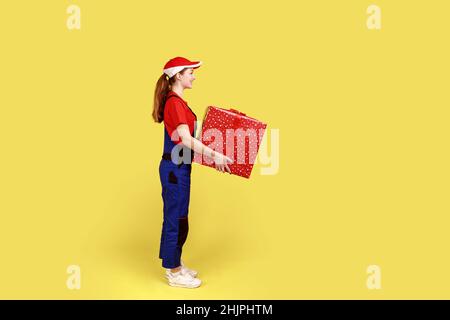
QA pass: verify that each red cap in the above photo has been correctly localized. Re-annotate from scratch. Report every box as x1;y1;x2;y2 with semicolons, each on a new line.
163;57;202;78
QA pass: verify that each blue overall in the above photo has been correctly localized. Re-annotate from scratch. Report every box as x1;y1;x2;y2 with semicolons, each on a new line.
158;97;197;269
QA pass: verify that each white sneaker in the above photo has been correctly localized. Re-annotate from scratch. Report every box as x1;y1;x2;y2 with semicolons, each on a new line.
167;269;202;289
165;260;198;278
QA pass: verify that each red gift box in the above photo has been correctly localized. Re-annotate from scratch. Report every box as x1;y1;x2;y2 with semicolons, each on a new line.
194;106;267;178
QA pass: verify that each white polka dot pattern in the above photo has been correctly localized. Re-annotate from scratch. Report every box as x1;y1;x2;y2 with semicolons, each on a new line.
193;106;267;178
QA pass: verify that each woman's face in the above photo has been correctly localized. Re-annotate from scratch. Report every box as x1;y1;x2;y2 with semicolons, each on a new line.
176;68;196;89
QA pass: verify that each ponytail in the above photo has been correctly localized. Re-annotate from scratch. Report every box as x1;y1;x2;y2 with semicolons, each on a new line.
152;68;188;122
152;74;172;123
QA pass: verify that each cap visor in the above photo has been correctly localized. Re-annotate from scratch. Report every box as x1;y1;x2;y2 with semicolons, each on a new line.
190;61;202;69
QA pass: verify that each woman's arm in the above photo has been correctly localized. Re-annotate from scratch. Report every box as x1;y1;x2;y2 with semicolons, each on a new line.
175;124;233;173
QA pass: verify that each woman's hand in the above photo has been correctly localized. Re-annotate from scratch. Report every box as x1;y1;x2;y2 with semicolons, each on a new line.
175;124;234;174
213;153;233;174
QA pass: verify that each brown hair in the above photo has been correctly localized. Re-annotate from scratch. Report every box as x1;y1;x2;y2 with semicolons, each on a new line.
152;69;188;123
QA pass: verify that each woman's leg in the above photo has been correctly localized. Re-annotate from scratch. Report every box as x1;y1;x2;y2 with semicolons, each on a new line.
159;173;191;269
170;266;182;273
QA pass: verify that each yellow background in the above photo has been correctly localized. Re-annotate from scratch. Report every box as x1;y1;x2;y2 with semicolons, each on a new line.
1;0;449;299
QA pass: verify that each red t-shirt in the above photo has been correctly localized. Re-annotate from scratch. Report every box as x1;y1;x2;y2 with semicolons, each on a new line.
163;91;197;144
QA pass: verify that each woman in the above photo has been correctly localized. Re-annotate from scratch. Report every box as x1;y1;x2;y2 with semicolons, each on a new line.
152;57;233;288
